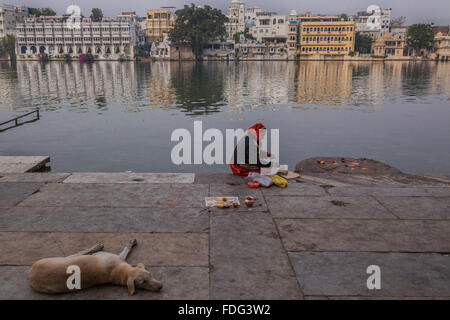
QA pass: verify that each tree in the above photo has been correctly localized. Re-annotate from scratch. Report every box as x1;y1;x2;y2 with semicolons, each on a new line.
233;28;254;43
355;32;373;54
168;4;228;60
339;13;348;21
407;24;434;55
90;8;104;21
0;35;17;60
32;8;56;17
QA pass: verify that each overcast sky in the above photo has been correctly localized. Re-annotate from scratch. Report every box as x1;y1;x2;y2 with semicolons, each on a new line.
3;0;450;25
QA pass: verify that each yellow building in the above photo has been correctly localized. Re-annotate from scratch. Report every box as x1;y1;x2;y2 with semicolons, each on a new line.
297;14;355;57
146;10;175;42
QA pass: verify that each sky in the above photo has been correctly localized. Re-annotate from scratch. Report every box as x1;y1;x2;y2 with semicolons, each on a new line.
3;0;450;25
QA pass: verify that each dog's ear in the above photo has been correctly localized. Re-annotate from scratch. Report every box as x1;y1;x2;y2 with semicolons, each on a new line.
127;277;136;295
137;263;146;270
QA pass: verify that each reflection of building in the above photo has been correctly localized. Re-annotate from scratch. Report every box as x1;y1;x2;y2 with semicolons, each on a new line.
14;61;145;112
15;11;141;60
146;62;176;107
145;9;175;42
0;4;28;38
295;62;352;105
225;0;245;40
351;5;392;37
298;14;355;56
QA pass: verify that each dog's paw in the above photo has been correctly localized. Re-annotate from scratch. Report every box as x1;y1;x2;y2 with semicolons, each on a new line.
130;239;138;246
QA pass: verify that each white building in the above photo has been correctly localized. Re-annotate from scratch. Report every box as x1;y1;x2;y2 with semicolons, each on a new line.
244;6;261;28
15;9;142;60
351;5;392;36
0;4;28;38
225;0;245;40
250;12;288;43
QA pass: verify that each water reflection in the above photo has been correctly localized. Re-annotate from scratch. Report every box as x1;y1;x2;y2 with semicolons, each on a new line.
0;60;448;115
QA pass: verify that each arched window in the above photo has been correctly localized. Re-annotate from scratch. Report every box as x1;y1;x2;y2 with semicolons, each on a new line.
21;46;27;54
39;46;46;53
30;46;37;54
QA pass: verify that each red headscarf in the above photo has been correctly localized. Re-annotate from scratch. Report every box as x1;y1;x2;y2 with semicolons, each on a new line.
248;123;266;142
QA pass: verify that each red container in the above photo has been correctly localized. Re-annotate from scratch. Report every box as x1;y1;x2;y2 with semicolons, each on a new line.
248;181;260;188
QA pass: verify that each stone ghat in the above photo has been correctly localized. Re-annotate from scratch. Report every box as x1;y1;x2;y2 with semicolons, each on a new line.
0;161;449;299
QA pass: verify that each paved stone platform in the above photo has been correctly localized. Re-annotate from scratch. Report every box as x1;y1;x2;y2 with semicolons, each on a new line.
0;156;50;173
0;172;449;300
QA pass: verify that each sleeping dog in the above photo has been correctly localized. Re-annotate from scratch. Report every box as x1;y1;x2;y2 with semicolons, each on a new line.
29;239;163;295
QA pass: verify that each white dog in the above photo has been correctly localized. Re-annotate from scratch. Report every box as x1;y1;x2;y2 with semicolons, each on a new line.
29;239;163;295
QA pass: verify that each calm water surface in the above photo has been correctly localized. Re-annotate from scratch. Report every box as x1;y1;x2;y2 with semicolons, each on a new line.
0;61;449;173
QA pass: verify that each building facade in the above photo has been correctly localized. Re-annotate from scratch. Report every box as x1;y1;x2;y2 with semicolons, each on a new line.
225;0;245;40
15;14;140;60
432;26;450;61
351;5;392;37
250;12;288;43
0;4;28;38
298;14;355;57
145;9;175;43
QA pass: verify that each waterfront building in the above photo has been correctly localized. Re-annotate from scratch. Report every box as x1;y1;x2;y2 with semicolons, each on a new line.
145;9;175;43
225;0;245;40
351;5;392;37
250;12;288;43
297;13;356;57
244;6;261;28
432;26;450;61
15;11;141;60
150;38;195;60
235;41;287;60
287;10;299;58
371;32;406;58
0;4;28;38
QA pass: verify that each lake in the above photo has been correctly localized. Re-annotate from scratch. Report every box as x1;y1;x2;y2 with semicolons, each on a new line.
0;60;449;173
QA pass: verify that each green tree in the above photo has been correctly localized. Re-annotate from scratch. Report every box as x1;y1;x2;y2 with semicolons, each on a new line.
31;8;56;17
407;24;434;55
233;28;254;43
339;13;348;21
355;32;373;54
0;35;17;60
90;8;104;21
168;4;228;60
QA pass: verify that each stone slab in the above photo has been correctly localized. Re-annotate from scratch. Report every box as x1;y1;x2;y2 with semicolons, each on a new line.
0;232;208;267
0;266;209;300
0;182;42;207
0;173;70;183
276;219;450;252
0;207;209;233
194;173;246;185
63;173;195;184
329;187;450;197
210;214;302;299
18;183;209;208
289;252;450;297
0;156;50;173
261;182;327;196
376;197;450;220
209;184;268;212
266;196;395;219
